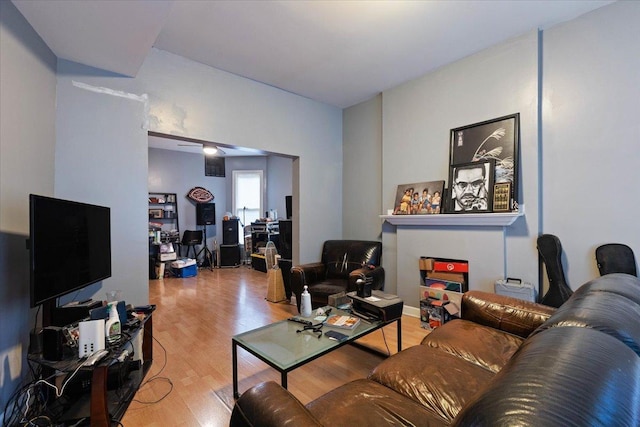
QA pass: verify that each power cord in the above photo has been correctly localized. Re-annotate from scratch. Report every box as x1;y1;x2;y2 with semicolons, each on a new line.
132;334;173;404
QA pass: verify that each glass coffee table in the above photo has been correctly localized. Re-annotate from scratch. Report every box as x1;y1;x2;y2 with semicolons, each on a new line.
232;310;401;398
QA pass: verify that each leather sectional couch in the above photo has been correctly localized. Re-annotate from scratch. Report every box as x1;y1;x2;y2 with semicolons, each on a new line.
230;273;640;426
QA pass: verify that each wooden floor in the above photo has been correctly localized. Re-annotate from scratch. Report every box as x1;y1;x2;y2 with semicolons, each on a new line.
121;266;427;427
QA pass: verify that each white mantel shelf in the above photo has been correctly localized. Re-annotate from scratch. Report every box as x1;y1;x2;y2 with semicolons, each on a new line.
380;205;524;227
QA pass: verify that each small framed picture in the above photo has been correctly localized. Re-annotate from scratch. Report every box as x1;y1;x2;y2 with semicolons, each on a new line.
493;182;511;212
149;209;163;219
392;181;445;215
447;160;495;213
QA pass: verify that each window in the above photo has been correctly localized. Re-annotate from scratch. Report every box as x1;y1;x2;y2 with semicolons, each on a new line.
233;170;263;241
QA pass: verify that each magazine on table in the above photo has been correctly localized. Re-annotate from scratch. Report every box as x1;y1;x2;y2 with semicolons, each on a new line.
325;314;361;330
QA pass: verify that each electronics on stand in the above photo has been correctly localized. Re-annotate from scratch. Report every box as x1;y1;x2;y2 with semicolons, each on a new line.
347;291;404;322
223;218;239;245
196;202;216;225
51;300;102;327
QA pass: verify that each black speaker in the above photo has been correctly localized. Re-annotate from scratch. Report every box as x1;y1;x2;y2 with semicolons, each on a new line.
285;195;292;219
43;326;65;361
278;219;292;259
220;244;240;267
223;219;239;245
196;203;216;225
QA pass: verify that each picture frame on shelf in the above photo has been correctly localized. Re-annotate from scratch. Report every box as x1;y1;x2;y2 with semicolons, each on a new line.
449;113;519;211
492;182;512;212
393;180;445;215
447;160;495;213
149;208;163;219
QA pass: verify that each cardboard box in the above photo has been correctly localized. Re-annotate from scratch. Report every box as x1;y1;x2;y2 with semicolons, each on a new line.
433;261;469;273
419;285;462;316
420;299;451;330
419;257;435;271
427;271;466;285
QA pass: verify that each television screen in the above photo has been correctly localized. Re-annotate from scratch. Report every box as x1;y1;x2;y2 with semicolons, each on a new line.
29;195;111;307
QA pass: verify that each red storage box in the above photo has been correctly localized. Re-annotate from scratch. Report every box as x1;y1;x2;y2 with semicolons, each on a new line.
433;261;469;273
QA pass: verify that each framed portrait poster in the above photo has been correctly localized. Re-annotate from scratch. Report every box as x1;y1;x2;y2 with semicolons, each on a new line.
447;160;495;213
449;113;519;211
393;180;445;215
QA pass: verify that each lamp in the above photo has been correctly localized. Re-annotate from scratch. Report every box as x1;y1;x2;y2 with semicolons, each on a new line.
203;146;225;156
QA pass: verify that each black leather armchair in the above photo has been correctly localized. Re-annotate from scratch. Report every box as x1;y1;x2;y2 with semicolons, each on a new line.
290;240;384;313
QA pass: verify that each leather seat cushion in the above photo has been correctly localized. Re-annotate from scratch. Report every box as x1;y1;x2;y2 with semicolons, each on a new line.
309;279;348;299
306;379;448;427
421;319;524;373
368;345;495;422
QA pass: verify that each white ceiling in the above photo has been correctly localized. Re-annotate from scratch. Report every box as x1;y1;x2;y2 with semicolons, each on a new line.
12;0;613;109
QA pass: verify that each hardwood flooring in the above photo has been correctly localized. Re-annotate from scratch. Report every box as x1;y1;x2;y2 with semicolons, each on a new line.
120;266;427;427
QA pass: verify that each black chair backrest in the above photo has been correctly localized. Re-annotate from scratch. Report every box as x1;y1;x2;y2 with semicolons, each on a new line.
596;243;637;276
182;230;203;245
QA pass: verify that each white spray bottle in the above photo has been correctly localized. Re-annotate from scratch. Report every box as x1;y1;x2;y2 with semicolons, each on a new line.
105;302;121;344
300;285;312;317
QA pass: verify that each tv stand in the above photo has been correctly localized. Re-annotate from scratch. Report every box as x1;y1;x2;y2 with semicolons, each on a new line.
28;311;154;426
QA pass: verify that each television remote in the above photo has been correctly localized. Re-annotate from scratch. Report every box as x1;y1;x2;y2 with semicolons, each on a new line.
287;316;312;326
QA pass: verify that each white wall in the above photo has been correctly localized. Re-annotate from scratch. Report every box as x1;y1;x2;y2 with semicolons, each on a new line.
342;1;640;311
541;1;640;286
55;73;149;306
55;49;342;296
0;0;57;416
343;95;383;241
380;31;539;307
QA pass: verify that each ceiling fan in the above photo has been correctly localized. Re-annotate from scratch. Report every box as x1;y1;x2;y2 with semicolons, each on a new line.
177;143;225;155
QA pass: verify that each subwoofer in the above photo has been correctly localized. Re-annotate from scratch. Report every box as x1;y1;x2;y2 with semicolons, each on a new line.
223;219;239;245
196;203;216;225
220;244;240;267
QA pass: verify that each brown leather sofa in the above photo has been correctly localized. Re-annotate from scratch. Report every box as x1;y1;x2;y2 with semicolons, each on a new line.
290;240;384;312
230;273;640;426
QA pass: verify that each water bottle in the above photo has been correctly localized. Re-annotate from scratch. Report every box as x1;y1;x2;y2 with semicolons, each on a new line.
300;285;312;317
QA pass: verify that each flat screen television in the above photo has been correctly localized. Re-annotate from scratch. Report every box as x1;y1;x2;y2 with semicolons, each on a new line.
29;194;112;307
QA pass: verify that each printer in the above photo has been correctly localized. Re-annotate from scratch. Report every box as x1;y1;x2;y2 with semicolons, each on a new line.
347;290;403;322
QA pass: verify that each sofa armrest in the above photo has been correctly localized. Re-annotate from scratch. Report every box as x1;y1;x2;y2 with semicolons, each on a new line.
462;291;556;338
348;266;385;292
230;381;323;427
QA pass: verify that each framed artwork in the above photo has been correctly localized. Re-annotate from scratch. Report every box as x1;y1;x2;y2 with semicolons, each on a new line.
393;180;445;215
148;209;163;219
449;113;519;211
493;182;511;212
447;160;495;213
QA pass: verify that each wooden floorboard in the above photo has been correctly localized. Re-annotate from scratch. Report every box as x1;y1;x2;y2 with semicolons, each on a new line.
121;266;427;427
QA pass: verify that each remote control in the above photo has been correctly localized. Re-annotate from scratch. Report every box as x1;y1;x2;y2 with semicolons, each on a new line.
287;316;312;326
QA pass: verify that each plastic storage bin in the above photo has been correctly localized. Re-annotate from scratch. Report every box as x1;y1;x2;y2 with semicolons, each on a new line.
173;264;197;278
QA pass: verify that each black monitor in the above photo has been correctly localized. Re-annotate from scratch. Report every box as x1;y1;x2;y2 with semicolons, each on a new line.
29;194;112;307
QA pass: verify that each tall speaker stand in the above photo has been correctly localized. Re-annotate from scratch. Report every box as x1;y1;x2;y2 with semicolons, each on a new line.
196;226;215;271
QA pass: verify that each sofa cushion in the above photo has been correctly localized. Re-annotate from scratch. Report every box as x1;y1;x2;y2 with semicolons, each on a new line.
368;345;495;422
421;319;524;373
306;379;448;427
570;272;640;305
452;326;640;427
462;291;556;338
532;289;640;356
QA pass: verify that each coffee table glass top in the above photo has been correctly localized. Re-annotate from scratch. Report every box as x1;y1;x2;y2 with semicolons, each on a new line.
233;311;383;370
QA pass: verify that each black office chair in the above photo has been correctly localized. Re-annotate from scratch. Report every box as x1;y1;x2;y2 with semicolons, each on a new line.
596;243;637;277
182;230;203;260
